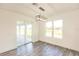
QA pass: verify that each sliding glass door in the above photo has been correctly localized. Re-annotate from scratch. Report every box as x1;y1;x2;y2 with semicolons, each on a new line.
16;21;32;46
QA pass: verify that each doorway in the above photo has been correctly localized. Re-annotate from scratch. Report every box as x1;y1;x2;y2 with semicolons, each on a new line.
16;21;32;46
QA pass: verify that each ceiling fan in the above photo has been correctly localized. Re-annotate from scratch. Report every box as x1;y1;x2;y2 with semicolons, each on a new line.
32;3;47;22
35;14;47;22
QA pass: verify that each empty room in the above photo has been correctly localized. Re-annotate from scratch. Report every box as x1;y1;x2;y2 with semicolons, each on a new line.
0;3;79;56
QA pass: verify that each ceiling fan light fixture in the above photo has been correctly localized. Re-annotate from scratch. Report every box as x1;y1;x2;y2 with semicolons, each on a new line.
35;14;47;21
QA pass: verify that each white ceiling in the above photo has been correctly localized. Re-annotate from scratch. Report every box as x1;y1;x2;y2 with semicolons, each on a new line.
0;3;79;20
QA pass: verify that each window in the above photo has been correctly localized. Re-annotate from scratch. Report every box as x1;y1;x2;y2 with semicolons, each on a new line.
45;21;53;37
54;20;63;39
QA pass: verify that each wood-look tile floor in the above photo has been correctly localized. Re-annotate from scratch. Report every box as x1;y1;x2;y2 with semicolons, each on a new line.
0;41;79;56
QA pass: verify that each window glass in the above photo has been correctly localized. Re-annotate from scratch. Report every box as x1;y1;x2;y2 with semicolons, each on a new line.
45;21;53;37
54;20;63;39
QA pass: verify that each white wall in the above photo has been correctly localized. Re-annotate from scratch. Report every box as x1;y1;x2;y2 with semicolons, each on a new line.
39;9;79;51
0;9;39;53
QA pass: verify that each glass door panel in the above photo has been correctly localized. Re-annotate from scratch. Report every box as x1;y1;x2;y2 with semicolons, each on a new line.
25;24;32;43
